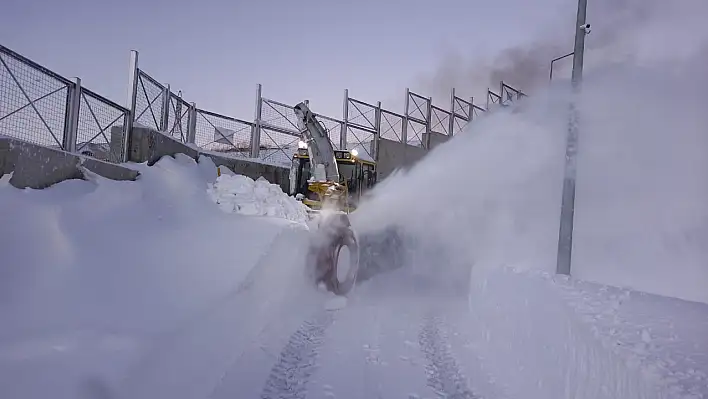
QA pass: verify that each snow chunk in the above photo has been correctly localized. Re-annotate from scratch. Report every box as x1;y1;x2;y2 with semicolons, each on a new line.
207;174;310;223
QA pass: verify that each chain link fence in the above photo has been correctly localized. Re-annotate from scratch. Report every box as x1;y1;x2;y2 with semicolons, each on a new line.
134;70;165;132
76;88;129;162
430;105;451;136
194;109;252;157
1;44;527;174
258;129;300;166
314;113;343;150
167;92;190;142
379;110;404;142
0;45;71;150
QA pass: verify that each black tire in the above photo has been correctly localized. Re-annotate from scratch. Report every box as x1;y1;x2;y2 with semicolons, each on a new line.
311;213;360;296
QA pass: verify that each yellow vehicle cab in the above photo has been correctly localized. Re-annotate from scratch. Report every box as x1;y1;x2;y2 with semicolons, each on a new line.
289;147;377;212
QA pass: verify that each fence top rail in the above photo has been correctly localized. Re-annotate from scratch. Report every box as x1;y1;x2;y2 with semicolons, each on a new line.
313;112;342;124
407;116;427;125
261;97;295;110
454;96;471;107
0;44;73;86
473;104;486;112
169;92;189;103
137;69;166;91
346;123;377;135
501;82;521;93
82;86;129;113
380;108;404;119
431;105;451;114
349;97;377;109
408;91;429;102
197;108;254;126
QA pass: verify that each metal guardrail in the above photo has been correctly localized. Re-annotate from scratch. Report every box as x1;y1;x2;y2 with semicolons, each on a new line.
0;44;129;163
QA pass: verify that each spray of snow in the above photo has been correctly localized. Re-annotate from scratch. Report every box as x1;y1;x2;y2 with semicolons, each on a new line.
353;49;708;307
345;2;708;396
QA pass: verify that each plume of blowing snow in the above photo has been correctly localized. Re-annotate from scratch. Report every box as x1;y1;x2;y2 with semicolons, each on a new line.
419;0;708;102
352;0;708;304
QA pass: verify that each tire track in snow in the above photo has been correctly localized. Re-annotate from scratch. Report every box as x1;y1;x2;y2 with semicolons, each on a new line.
260;311;335;399
419;314;480;399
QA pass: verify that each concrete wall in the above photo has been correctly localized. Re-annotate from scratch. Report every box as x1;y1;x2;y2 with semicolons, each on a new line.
0;123;444;192
425;131;451;150
110;126;291;192
375;138;429;181
0;136;139;189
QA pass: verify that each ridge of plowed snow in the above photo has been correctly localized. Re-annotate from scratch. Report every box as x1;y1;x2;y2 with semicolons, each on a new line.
207;173;310;224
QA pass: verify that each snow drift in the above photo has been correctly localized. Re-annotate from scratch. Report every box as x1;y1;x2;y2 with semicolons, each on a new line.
0;154;309;399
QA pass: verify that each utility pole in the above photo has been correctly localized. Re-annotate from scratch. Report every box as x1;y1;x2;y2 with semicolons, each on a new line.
556;0;589;275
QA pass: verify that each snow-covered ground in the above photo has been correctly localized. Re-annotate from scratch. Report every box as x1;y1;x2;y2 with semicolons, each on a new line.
2;3;708;397
0;154;315;399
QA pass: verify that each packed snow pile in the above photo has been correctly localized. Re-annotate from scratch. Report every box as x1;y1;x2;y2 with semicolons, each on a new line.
207;173;310;224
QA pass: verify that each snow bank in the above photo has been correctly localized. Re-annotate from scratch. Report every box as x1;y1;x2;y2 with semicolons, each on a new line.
0;154;296;399
466;267;708;399
207;173;309;224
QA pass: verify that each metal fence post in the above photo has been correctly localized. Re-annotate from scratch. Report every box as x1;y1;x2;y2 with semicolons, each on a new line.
556;0;589;276
341;89;349;149
159;84;170;132
499;81;505;106
373;101;382;161
424;96;432;148
63;77;81;153
186;102;197;144
468;97;474;121
250;84;262;158
449;88;456;135
123;50;139;163
401;88;409;144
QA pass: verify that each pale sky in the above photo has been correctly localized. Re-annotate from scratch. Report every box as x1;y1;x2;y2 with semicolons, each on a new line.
1;0;578;120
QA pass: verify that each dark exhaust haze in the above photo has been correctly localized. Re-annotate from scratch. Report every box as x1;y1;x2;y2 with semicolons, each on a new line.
417;0;708;101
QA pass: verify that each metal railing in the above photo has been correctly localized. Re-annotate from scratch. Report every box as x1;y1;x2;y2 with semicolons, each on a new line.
0;44;526;169
0;44;129;162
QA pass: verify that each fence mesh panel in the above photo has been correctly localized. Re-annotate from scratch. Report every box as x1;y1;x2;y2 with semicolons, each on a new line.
453;97;470;119
346;126;375;158
452;115;467;135
259;128;299;166
347;99;376;131
0;48;70;149
430;106;451;135
379;110;403;142
260;99;299;134
76;89;128;163
408;94;428;122
134;71;164;131
407;119;425;147
315;114;343;150
194;109;252;158
167;94;189;142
